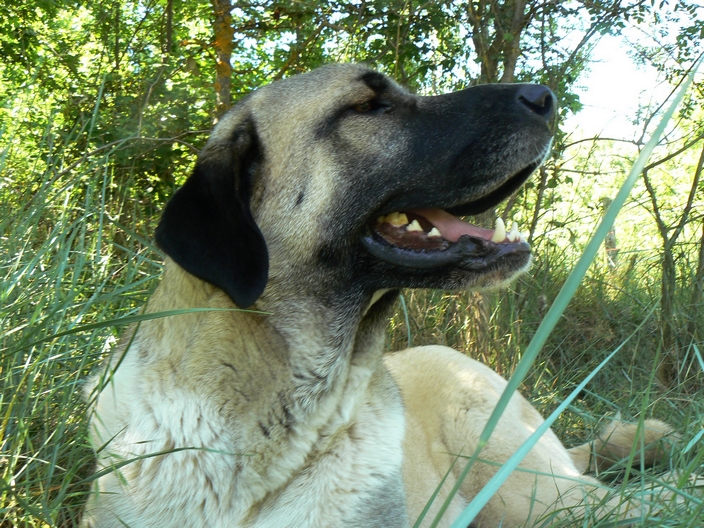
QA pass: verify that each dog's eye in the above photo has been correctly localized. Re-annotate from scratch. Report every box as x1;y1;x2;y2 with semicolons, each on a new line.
354;102;373;113
350;100;391;115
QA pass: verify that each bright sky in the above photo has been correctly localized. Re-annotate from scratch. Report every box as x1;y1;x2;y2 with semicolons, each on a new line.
563;34;672;140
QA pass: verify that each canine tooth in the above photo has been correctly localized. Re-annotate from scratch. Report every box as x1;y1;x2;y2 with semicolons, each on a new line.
396;213;409;225
428;227;442;237
507;221;520;242
406;220;423;232
491;217;506;242
377;215;386;223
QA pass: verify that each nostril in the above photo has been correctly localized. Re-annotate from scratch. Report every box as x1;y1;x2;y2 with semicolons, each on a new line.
517;85;556;121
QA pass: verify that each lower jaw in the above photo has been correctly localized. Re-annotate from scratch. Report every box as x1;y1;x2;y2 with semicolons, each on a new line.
360;230;531;272
360;255;532;294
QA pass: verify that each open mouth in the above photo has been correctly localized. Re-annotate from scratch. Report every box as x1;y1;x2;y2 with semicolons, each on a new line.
361;209;529;270
360;162;538;272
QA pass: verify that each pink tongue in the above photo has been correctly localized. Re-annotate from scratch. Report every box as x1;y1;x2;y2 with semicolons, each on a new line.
410;208;494;243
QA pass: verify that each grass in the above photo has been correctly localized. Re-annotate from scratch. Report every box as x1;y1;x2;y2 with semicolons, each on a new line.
2;104;703;528
1;121;163;526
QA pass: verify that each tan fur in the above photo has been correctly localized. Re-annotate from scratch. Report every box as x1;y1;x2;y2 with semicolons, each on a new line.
386;347;676;526
83;64;676;527
568;418;675;474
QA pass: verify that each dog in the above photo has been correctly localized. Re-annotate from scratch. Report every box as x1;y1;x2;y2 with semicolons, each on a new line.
82;64;672;527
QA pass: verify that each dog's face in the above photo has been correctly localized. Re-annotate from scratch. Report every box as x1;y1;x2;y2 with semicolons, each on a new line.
155;64;555;307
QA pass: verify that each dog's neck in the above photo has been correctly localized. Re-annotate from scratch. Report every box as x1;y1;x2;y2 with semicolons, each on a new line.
254;278;400;415
145;260;397;420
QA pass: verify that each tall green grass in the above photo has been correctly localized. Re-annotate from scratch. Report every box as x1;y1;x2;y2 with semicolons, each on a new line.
1;113;163;526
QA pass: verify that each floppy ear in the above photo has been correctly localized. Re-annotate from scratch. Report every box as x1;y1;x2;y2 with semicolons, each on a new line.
155;118;268;308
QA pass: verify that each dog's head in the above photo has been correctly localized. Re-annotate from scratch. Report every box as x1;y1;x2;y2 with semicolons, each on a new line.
156;64;555;308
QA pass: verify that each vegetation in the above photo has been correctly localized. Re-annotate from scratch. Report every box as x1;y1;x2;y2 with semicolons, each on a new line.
1;0;703;526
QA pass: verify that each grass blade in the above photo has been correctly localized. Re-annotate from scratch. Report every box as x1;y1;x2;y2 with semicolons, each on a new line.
443;56;703;528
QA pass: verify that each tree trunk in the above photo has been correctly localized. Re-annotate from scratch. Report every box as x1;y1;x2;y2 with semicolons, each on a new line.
688;220;704;340
645;143;704;384
600;197;619;269
165;0;173;56
659;248;678;385
499;0;527;84
528;165;548;244
467;0;528;85
114;2;121;69
211;0;235;118
467;0;497;83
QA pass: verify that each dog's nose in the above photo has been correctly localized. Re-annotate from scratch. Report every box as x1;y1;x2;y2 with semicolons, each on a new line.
517;85;556;122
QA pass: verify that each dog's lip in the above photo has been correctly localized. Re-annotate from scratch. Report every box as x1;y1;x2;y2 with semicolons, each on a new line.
360;227;530;270
360;155;543;269
361;190;532;270
361;207;530;271
446;160;541;217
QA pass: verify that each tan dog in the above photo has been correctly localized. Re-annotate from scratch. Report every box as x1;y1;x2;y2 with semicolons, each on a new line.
82;64;671;527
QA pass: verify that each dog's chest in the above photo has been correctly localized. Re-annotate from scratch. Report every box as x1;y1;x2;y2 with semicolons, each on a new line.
253;381;408;527
88;355;409;528
251;360;409;527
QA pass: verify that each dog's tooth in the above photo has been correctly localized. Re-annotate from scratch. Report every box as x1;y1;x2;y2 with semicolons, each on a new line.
388;212;408;227
427;227;442;238
507;221;519;242
377;215;386;224
491;217;506;242
406;220;423;232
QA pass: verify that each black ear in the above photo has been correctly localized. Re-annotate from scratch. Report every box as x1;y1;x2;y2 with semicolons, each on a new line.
155;119;268;308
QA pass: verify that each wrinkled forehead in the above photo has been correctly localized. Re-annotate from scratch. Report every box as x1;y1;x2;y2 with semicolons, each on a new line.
206;65;409;147
249;64;407;126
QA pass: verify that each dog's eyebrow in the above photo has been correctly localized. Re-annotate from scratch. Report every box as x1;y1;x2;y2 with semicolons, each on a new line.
360;71;390;94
